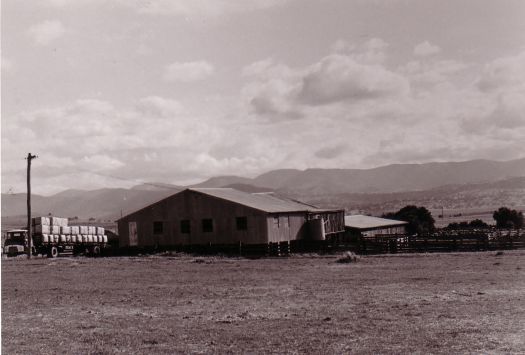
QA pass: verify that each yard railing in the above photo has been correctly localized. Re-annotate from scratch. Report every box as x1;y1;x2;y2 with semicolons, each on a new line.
339;229;525;255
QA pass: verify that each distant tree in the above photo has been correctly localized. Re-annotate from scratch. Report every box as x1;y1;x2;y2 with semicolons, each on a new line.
445;219;489;230
493;207;524;229
468;219;490;229
383;205;435;235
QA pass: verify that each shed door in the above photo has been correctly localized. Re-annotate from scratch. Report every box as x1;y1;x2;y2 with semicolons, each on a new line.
128;221;138;246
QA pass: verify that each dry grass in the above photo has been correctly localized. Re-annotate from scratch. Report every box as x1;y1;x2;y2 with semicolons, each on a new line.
2;251;525;354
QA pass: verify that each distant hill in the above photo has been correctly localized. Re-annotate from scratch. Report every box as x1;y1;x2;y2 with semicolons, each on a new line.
195;158;525;194
2;158;524;219
1;186;181;220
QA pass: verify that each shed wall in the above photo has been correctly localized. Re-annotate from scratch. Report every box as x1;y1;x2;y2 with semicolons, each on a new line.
266;213;309;243
118;190;269;247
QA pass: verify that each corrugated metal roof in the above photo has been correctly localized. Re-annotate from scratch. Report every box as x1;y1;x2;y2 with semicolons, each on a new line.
344;215;408;230
190;188;329;213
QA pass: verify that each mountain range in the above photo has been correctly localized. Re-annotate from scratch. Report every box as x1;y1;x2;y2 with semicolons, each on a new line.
2;158;525;220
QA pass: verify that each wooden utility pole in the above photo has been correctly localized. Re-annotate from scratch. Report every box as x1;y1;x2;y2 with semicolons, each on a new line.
26;153;37;259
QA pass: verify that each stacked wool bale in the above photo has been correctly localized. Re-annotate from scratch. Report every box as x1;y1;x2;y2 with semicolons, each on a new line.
33;217;51;243
32;216;107;244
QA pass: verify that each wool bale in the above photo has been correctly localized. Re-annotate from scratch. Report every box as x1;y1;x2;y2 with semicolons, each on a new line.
51;217;68;227
52;235;59;243
102;235;108;243
35;225;51;234
81;235;88;243
87;235;93;243
71;235;77;243
41;234;49;243
96;227;105;235
79;226;88;234
50;225;60;234
61;226;71;234
59;235;67;243
71;226;80;235
65;234;71;243
88;226;96;235
32;217;50;226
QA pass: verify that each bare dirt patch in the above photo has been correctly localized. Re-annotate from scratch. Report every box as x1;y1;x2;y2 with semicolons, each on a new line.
2;251;524;354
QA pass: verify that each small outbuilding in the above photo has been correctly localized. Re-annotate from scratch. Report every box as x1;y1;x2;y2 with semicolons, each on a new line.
117;188;345;249
345;215;408;238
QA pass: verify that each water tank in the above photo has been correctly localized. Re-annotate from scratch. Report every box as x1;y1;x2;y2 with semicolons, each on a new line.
309;218;326;241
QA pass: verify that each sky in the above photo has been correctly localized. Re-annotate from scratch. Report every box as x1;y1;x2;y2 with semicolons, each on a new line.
2;0;525;195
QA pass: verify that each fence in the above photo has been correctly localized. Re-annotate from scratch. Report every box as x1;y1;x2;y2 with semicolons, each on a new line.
343;229;525;255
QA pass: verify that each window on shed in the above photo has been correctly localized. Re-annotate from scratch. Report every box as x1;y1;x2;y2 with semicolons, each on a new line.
202;219;213;233
153;221;163;234
273;216;280;228
236;217;248;231
180;220;191;234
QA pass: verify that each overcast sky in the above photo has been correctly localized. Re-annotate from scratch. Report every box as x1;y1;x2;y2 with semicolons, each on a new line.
2;0;525;195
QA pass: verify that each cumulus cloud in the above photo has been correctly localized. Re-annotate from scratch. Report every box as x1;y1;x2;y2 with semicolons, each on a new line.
459;51;525;133
27;20;65;45
164;61;214;82
477;51;525;92
413;41;441;57
137;96;183;117
399;59;467;86
298;54;409;105
242;40;410;120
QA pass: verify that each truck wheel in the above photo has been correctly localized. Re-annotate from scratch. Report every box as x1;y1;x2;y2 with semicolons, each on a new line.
92;246;101;257
48;246;58;258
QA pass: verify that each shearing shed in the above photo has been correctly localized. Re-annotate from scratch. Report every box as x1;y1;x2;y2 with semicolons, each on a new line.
344;215;408;238
117;188;345;251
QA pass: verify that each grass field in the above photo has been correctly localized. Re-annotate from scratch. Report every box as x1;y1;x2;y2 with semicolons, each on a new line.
2;251;525;354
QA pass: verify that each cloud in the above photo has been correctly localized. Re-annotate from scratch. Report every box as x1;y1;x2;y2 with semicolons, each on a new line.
164;61;214;82
242;40;410;120
298;54;409;105
120;0;288;17
399;59;467;86
477;50;525;92
460;51;525;133
1;57;14;73
27;20;65;46
315;145;346;159
81;155;125;170
137;96;183;117
413;41;441;57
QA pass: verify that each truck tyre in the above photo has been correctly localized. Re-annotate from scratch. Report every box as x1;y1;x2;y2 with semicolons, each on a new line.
92;246;101;257
48;246;58;258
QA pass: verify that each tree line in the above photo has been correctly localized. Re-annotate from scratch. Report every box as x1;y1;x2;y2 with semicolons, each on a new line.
382;205;523;234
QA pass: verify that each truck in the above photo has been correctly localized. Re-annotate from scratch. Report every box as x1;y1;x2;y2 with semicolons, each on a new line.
3;216;108;258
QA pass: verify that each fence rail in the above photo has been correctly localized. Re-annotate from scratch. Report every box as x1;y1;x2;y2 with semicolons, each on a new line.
340;229;525;255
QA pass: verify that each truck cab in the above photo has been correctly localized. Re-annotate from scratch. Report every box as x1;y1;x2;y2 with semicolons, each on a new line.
3;229;34;257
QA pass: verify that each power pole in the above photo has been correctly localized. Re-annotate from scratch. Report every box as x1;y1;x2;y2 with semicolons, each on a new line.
26;153;37;259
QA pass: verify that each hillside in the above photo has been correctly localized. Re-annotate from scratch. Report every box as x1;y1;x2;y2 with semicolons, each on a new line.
2;158;524;219
1;187;180;220
196;158;525;194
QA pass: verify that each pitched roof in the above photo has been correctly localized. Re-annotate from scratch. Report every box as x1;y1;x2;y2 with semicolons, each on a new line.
190;188;329;213
344;215;408;230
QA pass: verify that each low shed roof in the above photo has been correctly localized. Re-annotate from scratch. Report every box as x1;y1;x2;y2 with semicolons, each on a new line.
190;188;332;214
345;215;408;230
